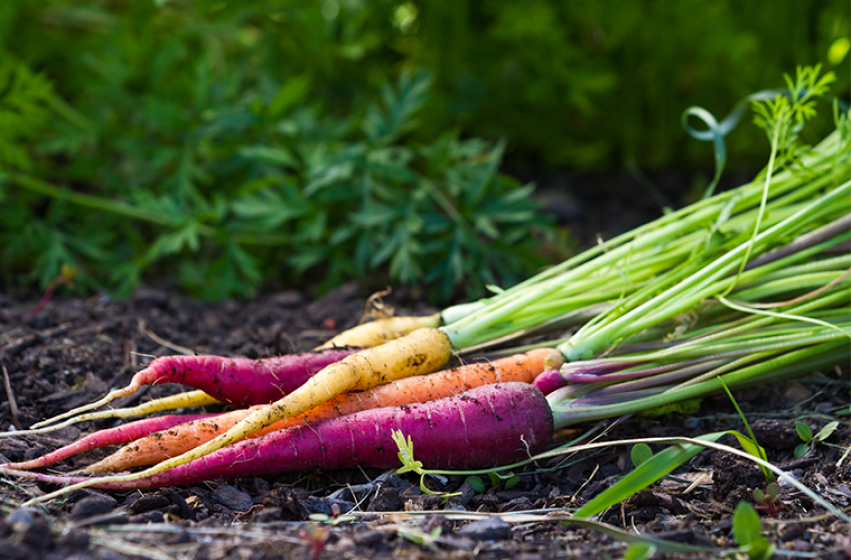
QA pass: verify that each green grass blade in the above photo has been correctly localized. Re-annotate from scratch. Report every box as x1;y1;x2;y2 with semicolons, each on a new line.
572;432;726;518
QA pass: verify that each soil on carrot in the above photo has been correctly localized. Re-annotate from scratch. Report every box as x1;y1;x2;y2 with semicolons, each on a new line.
0;286;848;560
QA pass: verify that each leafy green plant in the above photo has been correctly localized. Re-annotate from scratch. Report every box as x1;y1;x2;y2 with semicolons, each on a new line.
0;53;57;170
794;420;840;458
2;1;848;298
4;65;552;300
3;0;849;175
719;378;774;483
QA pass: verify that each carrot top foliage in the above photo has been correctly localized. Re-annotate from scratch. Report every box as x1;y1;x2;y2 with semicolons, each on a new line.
0;59;551;302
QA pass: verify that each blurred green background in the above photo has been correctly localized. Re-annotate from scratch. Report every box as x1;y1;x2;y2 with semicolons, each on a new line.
0;0;848;302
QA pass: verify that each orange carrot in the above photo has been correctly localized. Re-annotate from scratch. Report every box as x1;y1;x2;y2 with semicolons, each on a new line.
84;347;563;472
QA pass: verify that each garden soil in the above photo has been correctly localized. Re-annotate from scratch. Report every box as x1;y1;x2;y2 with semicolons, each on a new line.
0;281;849;559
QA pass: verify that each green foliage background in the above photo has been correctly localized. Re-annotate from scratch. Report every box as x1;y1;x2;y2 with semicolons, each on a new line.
0;0;848;301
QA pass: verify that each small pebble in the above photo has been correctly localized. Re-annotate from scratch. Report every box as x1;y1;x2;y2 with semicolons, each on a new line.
793;540;813;552
457;517;512;541
130;511;165;524
6;507;37;531
335;536;356;554
213;485;254;512
778;522;805;541
130;494;170;514
71;495;116;519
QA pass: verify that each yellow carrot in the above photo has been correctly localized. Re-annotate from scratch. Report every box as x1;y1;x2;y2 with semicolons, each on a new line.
0;391;221;438
315;314;441;350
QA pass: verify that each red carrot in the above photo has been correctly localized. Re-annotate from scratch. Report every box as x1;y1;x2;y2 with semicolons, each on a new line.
2;413;218;471
31;348;361;429
10;383;553;490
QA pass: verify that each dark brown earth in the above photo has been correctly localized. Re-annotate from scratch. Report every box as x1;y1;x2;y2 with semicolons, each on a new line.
0;285;849;560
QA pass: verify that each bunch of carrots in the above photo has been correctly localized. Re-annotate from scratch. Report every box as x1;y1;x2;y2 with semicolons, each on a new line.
1;66;848;503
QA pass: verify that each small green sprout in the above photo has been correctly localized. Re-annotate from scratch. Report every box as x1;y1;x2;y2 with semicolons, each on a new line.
488;470;519;490
465;476;487;493
298;523;329;560
719;378;774;482
308;502;357;526
753;482;785;518
398;526;442;548
630;443;653;468
794;420;839;458
464;471;519;493
732;501;776;560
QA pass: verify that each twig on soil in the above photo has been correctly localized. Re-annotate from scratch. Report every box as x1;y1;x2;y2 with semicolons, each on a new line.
326;469;394;502
679;472;712;494
2;365;21;430
838;445;851;468
568;463;599;509
137;320;194;356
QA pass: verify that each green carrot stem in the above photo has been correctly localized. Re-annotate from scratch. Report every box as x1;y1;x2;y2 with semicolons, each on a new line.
561;180;850;360
606;289;849;367
550;339;848;428
606;325;846;370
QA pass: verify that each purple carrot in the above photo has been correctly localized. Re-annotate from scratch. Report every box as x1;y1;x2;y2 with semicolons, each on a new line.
3;413;218;471
16;383;553;491
31;347;361;429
